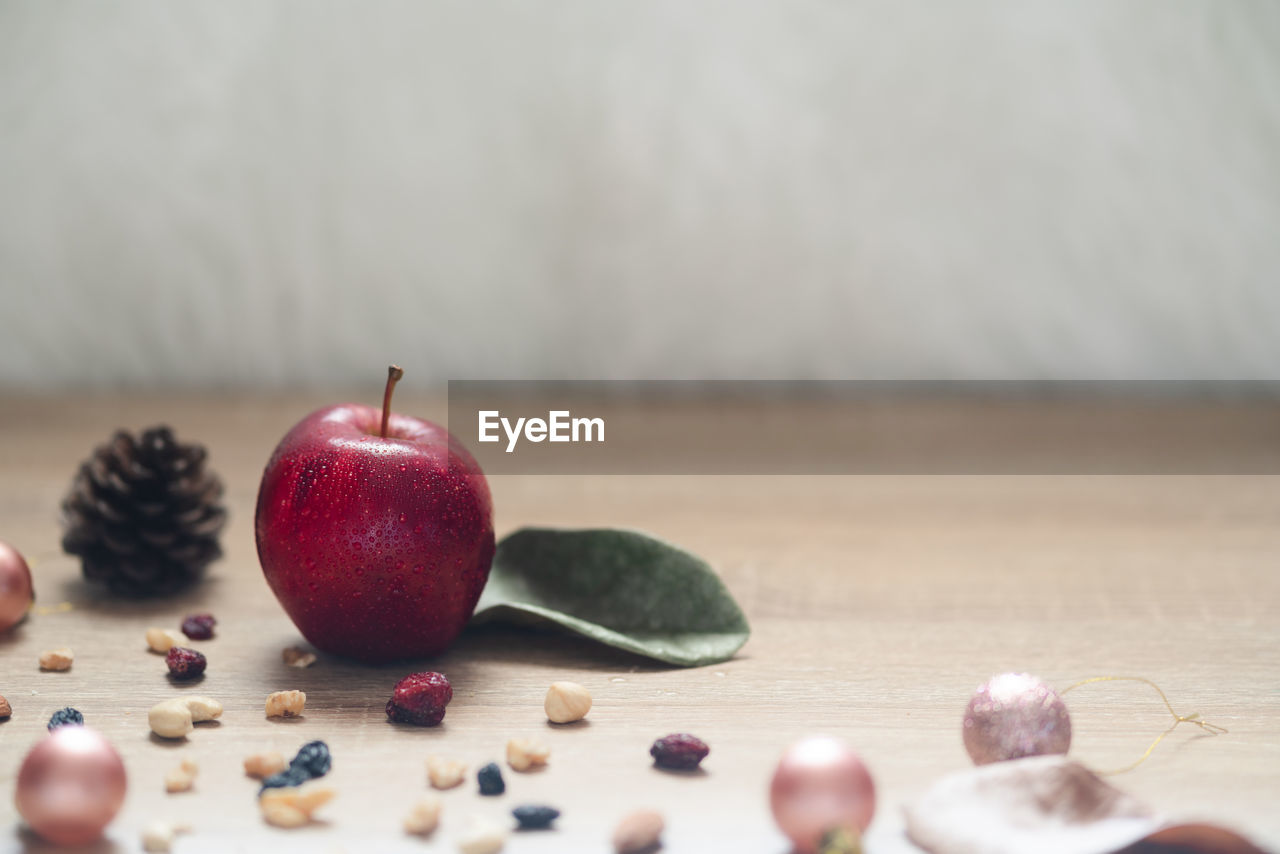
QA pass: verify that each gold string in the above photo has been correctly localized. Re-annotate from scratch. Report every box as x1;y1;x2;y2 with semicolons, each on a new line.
1060;675;1227;774
31;601;74;616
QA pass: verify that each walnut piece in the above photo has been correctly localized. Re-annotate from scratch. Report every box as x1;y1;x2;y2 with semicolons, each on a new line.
39;647;74;671
243;751;287;779
282;646;317;668
259;784;334;828
506;738;551;772
426;755;467;790
403;794;442;835
164;758;198;793
265;690;306;718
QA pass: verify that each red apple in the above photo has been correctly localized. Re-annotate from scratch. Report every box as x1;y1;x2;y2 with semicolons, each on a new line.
255;366;495;662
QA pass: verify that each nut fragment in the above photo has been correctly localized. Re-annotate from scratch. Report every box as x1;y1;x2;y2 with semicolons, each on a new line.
141;821;190;853
244;751;287;779
259;784;334;828
544;681;591;723
403;794;442;835
39;647;74;671
149;700;194;739
457;818;506;854
282;646;317;668
0;695;10;718
427;755;467;790
164;758;199;793
613;809;665;854
265;690;306;718
506;738;550;772
148;696;222;738
184;695;223;722
146;628;185;653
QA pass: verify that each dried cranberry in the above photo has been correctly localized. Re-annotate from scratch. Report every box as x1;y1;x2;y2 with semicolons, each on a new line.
385;671;451;726
181;613;216;640
165;646;207;680
650;733;710;770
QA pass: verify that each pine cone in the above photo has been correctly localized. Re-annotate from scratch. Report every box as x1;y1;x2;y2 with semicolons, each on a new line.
61;426;227;597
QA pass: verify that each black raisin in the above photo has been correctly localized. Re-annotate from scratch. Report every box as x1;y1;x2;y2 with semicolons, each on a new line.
477;762;505;796
290;740;331;777
259;766;311;793
47;707;84;731
512;804;560;830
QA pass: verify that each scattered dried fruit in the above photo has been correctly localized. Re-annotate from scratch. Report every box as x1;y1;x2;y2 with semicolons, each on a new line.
165;646;207;680
282;646;316;668
261;740;331;792
650;733;710;770
386;671;451;726
0;695;10;719
148;696;222;739
146;627;185;653
259;783;334;828
506;738;550;772
613;809;665;853
181;612;216;640
141;821;190;852
47;707;83;730
544;681;591;723
427;755;467;790
403;794;442;835
265;689;306;718
165;758;199;793
477;762;505;796
512;805;560;830
457;818;507;854
244;751;287;780
39;647;73;671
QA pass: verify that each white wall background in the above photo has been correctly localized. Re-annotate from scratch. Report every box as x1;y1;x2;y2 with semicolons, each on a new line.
1;1;1278;389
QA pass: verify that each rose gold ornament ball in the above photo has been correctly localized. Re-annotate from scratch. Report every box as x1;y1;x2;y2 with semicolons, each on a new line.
0;539;35;633
770;735;876;853
962;672;1072;765
16;726;127;846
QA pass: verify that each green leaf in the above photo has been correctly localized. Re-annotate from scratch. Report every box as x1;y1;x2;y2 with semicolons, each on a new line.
472;527;750;667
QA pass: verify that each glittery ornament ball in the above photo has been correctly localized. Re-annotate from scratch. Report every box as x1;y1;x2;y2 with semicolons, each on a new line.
15;726;127;846
770;736;876;854
0;539;35;633
963;672;1072;765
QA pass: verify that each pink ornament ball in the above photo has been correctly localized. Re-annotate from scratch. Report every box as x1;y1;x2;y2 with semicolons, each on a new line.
15;726;127;846
770;735;876;853
963;672;1072;765
0;539;35;633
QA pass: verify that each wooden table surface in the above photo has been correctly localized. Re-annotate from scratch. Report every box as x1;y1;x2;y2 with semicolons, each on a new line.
0;394;1277;854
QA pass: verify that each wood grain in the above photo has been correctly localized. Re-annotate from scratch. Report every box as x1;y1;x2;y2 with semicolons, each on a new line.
0;394;1277;853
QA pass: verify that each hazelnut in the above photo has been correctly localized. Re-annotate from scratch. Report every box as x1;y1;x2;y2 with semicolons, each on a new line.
506;738;550;772
427;755;467;790
146;627;185;653
244;751;288;779
265;690;306;718
544;681;591;723
613;809;664;854
38;647;74;671
0;694;11;718
403;794;442;835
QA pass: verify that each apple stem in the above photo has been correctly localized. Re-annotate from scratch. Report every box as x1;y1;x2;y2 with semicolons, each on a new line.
380;365;404;438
